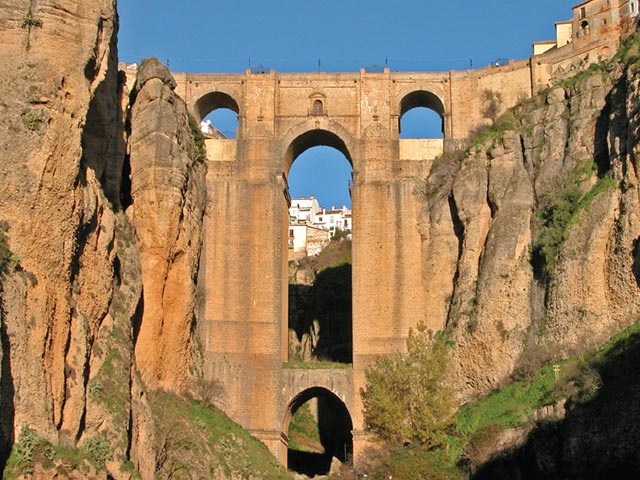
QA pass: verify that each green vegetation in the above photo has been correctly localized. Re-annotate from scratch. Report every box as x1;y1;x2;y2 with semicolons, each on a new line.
21;6;42;51
532;160;618;282
558;62;608;89
188;113;206;161
361;322;455;447
4;425;103;478
0;227;18;272
612;28;640;67
90;345;130;427
82;434;111;468
21;7;42;29
288;403;323;453
149;391;291;479
457;365;557;435
456;318;640;443
469;109;520;151
283;360;351;370
20;109;45;132
295;237;352;275
330;227;350;242
347;317;640;479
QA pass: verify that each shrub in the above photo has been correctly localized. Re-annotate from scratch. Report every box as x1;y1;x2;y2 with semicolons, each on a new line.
15;425;41;464
361;322;456;447
531;184;583;280
0;228;15;271
188;114;206;161
83;434;111;467
20;109;45;132
481;89;503;122
21;7;42;29
190;376;224;408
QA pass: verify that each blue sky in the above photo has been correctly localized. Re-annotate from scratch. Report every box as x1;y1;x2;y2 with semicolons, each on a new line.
118;0;576;208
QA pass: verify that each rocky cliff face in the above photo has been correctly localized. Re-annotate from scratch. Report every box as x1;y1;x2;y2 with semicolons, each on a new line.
419;37;640;401
0;0;128;464
0;2;207;478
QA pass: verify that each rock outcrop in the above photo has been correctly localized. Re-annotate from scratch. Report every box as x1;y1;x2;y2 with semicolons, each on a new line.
128;58;206;391
419;37;640;401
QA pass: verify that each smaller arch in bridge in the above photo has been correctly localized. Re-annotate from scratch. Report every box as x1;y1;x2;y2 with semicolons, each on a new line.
399;90;446;139
193;91;240;121
194;91;240;139
283;387;353;476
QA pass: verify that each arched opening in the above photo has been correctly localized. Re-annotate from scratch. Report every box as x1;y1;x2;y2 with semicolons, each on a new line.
285;129;352;172
580;20;590;36
399;90;445;139
194;91;240;139
285;131;353;365
284;387;353;476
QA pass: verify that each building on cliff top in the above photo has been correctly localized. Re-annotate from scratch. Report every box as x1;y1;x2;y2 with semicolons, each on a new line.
534;0;639;56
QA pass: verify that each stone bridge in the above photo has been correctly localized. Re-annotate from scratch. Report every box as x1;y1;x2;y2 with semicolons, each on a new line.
169;28;620;465
178;65;536;466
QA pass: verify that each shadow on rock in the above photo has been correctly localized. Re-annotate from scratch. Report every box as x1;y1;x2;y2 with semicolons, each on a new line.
473;327;640;479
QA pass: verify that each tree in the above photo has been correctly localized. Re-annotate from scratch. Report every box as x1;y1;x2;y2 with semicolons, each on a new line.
361;322;455;448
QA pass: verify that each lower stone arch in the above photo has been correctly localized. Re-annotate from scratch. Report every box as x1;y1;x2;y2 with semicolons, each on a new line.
283;386;354;475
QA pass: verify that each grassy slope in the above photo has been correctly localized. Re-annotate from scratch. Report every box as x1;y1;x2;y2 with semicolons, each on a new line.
3;391;293;479
149;391;292;479
287;403;323;454
348;319;640;480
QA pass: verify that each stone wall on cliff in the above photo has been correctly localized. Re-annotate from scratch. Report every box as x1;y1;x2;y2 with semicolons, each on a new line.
418;37;640;401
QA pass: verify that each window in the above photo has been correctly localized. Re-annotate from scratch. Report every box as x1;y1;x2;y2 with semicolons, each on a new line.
312;99;324;115
580;6;586;19
289;229;294;238
581;20;590;30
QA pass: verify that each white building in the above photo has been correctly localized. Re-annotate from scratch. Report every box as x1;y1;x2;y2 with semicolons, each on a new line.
200;119;227;139
289;196;322;225
288;196;352;258
288;224;330;259
315;206;352;236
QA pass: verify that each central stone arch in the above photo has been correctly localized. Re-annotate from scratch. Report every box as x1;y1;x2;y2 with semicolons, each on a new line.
281;120;358;173
281;124;356;367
